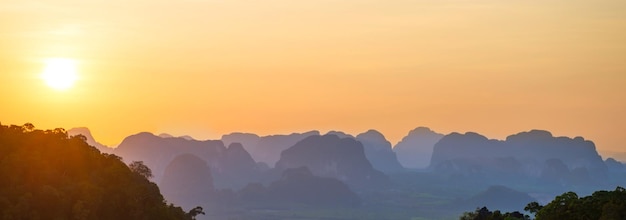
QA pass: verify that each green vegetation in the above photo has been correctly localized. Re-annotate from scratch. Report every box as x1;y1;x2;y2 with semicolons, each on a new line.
0;123;200;220
460;187;626;220
459;207;529;220
526;187;626;220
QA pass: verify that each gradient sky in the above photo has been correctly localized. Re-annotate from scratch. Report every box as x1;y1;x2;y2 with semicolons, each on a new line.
1;0;625;151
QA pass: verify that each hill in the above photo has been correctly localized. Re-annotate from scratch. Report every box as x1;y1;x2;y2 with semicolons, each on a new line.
68;127;115;154
0;123;193;220
275;134;388;189
160;154;215;210
430;130;608;187
393;127;444;169
239;167;361;208
115;132;261;189
221;131;320;167
355;130;405;173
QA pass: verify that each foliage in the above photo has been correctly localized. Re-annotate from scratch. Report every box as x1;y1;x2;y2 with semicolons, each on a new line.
531;187;626;220
522;202;542;215
0;123;194;220
462;187;626;220
187;206;205;220
459;207;530;220
129;161;153;179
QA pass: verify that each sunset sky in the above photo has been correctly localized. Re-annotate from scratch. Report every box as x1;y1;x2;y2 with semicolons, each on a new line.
1;0;625;151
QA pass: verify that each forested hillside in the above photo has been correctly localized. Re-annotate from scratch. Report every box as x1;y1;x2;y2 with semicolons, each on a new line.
460;187;626;220
0;123;198;220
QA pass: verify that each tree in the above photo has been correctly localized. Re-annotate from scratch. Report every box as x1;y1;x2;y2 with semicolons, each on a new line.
0;123;191;220
524;201;542;215
534;191;581;220
187;206;205;220
130;161;153;179
530;187;626;220
459;207;530;220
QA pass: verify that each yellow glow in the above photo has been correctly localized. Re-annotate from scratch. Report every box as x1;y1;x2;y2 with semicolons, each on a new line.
0;0;624;152
41;58;78;90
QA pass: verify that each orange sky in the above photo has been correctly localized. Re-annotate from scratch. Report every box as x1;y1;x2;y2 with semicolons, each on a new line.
1;0;625;151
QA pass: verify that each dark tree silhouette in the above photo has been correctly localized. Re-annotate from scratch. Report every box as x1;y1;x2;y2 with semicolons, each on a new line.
187;206;205;220
462;187;626;220
524;201;543;215
532;187;626;220
0;123;193;220
130;160;154;179
459;207;530;220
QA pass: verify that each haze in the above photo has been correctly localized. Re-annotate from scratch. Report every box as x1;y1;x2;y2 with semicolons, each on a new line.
1;0;625;151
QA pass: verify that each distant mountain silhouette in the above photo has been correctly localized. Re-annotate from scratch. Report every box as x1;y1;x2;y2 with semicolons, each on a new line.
605;158;626;186
217;143;260;188
68;127;115;154
16;124;626;219
458;185;536;212
221;131;320;167
239;167;361;208
115;132;260;189
430;130;608;185
268;166;361;207
355;130;405;173
221;132;260;152
601;151;626;163
115;132;224;182
606;158;626;173
160;154;214;210
393;127;444;169
325;130;354;139
179;135;195;140
275;134;388;189
539;158;588;186
158;133;175;138
158;133;196;140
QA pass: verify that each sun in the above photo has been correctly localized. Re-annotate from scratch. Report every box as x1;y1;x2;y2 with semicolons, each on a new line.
41;58;78;90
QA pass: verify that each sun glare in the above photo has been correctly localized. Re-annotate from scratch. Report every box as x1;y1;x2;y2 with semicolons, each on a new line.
41;58;78;90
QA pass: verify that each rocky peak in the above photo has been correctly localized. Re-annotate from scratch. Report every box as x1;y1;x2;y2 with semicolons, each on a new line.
393;127;444;169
